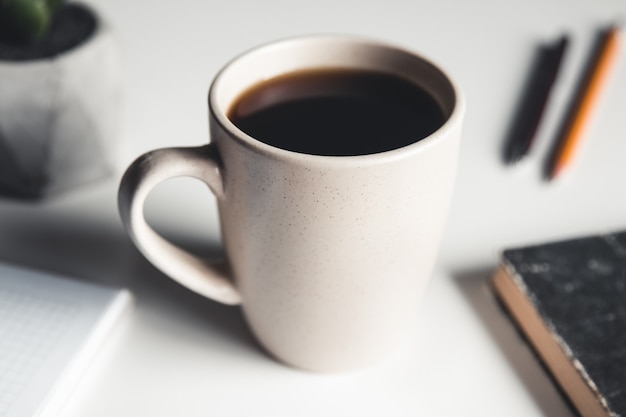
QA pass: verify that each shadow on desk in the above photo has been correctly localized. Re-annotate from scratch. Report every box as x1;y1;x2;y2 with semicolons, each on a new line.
452;267;576;417
0;208;264;364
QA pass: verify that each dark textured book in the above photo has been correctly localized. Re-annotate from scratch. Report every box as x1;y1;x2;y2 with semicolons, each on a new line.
491;231;626;417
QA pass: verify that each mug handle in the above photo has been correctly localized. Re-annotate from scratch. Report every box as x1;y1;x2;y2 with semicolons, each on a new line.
118;143;241;305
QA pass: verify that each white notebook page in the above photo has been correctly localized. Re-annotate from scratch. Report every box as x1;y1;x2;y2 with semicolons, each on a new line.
0;262;131;417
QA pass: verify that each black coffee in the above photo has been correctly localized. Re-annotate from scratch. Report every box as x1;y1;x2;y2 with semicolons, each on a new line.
228;69;445;156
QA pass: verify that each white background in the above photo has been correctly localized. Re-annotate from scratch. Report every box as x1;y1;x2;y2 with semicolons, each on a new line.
1;0;625;416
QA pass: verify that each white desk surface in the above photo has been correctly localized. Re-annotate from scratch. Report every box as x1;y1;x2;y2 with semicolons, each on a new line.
1;0;625;416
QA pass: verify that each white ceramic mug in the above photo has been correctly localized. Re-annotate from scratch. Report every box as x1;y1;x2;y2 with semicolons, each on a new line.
118;35;464;372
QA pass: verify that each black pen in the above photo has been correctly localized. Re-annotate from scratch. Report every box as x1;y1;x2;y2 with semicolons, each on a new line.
504;35;569;164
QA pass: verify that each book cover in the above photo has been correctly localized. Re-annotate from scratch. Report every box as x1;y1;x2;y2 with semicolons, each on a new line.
491;231;626;417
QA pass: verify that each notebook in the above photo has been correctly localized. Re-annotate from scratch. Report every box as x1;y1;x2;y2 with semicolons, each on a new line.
0;262;132;417
491;231;626;417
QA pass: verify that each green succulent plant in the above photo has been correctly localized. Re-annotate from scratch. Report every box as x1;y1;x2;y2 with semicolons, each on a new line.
0;0;65;43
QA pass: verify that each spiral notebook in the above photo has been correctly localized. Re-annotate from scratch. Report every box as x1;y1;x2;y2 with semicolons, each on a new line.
0;262;132;417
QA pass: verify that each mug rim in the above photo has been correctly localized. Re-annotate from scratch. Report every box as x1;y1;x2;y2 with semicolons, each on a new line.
209;34;465;166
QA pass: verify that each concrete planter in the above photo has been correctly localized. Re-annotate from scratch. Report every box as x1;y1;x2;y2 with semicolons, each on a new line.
0;4;123;198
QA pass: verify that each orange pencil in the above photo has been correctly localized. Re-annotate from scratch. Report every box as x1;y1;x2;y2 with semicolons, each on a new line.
547;25;623;180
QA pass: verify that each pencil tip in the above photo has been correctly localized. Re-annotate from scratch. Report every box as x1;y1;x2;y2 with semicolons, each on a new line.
546;162;564;181
505;142;528;165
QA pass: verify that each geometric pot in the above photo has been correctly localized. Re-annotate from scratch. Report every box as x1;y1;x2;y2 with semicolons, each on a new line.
0;3;123;198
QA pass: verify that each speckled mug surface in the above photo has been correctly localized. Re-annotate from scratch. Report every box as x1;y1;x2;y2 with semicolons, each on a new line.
118;35;465;372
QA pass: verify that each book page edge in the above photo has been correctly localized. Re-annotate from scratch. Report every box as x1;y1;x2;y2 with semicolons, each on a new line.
491;263;612;417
